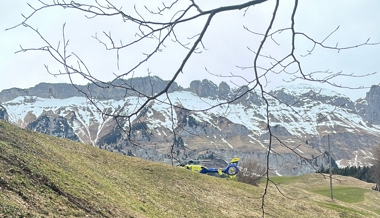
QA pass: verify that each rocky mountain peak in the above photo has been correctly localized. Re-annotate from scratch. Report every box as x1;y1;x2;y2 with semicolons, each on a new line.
218;81;230;99
190;79;219;98
356;85;380;125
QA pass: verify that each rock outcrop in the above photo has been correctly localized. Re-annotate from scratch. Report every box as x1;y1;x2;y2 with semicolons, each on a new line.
218;81;230;99
27;113;79;141
190;79;219;98
356;85;380;125
0;105;8;121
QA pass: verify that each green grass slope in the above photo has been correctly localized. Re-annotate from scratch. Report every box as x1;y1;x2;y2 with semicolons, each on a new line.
1;120;380;217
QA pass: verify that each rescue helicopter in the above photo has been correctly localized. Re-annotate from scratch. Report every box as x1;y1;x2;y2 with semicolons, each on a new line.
179;157;240;178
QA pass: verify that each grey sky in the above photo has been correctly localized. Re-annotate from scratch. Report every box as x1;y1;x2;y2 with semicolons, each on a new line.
1;0;380;101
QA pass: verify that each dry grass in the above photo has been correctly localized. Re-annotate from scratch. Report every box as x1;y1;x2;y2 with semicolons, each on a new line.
1;120;380;217
268;174;380;217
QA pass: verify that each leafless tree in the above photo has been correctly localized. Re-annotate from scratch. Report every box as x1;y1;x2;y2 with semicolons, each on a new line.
8;0;379;216
238;157;266;186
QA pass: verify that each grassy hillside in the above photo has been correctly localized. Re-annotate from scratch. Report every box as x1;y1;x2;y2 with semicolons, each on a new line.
1;120;380;217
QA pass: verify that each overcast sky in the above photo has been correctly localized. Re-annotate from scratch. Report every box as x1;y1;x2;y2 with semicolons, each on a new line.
1;0;380;101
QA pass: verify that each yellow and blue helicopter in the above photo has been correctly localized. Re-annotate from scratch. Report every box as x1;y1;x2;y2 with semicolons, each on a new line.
179;157;240;178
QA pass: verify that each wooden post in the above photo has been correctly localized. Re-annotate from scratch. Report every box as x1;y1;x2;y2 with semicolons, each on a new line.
328;134;333;200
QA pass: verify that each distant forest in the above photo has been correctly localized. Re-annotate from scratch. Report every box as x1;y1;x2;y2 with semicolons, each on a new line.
318;165;374;183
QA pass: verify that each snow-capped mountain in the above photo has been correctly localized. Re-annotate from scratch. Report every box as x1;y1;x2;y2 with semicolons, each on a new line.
1;77;379;175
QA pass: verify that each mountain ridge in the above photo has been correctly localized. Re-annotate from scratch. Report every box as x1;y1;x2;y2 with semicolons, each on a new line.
1;77;380;175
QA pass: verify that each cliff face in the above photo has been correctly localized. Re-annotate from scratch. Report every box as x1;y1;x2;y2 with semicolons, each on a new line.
2;78;380;175
356;85;380;125
0;105;8;121
26;113;79;141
